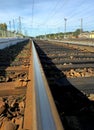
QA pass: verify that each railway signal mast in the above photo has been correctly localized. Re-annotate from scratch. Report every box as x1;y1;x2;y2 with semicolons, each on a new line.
64;18;67;39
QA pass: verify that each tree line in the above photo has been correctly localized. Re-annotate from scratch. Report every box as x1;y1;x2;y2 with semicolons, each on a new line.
36;29;86;39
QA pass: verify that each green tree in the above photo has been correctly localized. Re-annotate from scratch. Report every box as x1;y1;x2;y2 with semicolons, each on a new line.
0;23;7;31
73;29;83;37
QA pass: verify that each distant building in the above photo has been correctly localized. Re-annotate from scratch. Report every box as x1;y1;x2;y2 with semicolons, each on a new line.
79;32;90;38
79;32;94;39
89;32;94;38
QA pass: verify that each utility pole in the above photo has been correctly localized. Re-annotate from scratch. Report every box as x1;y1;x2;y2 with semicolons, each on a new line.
13;19;15;32
18;16;22;34
80;18;83;34
13;19;15;37
64;18;67;39
9;21;11;37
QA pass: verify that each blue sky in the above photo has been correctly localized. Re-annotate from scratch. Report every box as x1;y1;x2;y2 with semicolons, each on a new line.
0;0;94;36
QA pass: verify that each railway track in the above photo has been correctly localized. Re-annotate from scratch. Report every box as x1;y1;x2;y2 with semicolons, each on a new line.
0;38;94;130
34;39;94;130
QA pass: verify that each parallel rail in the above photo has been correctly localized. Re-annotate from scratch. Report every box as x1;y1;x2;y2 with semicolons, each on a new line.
49;39;94;47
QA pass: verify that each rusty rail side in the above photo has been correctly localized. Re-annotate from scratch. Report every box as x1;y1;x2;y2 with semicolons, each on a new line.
23;40;37;130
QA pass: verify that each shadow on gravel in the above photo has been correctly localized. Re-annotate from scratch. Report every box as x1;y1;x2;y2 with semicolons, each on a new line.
34;40;94;130
0;39;29;82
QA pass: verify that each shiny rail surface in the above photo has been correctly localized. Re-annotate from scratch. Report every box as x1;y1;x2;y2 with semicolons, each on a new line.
32;41;64;130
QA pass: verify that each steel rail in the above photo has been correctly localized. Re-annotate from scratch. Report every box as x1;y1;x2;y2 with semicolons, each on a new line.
48;39;94;47
32;41;64;130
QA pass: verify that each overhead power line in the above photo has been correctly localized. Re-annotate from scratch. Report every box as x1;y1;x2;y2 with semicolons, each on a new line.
31;0;35;26
43;0;70;26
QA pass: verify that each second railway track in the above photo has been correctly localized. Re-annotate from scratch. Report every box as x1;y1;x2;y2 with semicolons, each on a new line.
34;39;94;130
